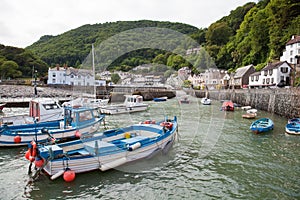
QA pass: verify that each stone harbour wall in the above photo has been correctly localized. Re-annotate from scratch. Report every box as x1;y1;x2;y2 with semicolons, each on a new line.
192;88;300;119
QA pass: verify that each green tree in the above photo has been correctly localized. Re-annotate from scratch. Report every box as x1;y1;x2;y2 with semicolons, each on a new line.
206;22;232;46
111;73;121;84
0;60;22;79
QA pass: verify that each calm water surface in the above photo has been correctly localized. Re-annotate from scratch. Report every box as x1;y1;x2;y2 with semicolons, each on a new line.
0;95;299;199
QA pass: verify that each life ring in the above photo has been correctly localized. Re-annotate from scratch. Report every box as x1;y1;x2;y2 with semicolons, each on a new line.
160;122;173;129
25;141;37;162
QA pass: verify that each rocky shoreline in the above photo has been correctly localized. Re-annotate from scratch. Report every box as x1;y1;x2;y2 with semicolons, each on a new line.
0;85;74;98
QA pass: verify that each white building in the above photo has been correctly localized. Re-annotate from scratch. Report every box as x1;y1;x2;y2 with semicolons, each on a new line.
249;61;292;88
47;66;106;86
280;35;300;64
188;68;229;89
186;47;201;55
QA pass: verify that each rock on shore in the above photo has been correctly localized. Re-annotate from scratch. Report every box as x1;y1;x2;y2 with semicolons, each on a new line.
0;85;73;98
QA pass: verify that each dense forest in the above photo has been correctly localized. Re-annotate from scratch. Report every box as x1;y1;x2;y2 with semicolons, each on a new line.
0;45;48;80
1;0;299;79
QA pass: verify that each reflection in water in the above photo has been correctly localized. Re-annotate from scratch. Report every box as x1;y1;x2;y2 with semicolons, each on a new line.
0;97;300;199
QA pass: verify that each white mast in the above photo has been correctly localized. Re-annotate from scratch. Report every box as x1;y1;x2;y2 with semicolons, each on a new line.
92;43;96;99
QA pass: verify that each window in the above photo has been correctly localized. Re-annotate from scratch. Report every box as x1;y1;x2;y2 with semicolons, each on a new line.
251;76;254;81
79;111;93;122
52;73;56;77
290;58;293;63
266;78;270;84
271;78;274;84
263;79;265;84
71;75;74;78
52;79;55;83
269;69;273;75
264;71;268;76
255;76;259;81
290;50;293;55
298;49;300;54
281;67;288;73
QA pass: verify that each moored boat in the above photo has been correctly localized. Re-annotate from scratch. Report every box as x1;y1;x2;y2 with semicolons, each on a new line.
0;106;105;146
285;118;300;135
242;112;257;119
1;98;64;126
201;98;211;105
221;100;234;111
26;116;178;182
247;109;257;114
153;96;168;102
179;96;190;104
250;118;274;134
63;97;109;108
100;95;148;115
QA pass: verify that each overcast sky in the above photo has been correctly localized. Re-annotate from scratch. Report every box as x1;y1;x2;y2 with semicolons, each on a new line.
0;0;257;48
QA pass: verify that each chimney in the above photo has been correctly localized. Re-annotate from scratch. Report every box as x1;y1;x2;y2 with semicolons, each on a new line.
56;64;60;70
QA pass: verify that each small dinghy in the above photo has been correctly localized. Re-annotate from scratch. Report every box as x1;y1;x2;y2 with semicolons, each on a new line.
250;118;274;134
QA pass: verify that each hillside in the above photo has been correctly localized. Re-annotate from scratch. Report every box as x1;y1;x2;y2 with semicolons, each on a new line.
3;0;300;79
26;20;201;69
0;44;48;79
208;0;300;70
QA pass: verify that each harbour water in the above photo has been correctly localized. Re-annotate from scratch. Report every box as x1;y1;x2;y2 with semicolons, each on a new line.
0;94;299;199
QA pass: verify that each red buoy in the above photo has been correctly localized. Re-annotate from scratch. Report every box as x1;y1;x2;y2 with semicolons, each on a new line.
14;135;21;143
63;169;76;182
34;157;44;168
75;130;81;138
25;150;31;160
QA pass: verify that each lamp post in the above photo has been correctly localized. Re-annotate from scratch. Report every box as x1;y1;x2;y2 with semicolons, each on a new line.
34;68;37;97
295;55;299;87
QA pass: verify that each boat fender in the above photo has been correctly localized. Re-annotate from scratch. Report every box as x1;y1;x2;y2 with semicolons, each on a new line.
34;157;44;168
128;142;141;151
50;169;65;180
63;168;76;182
14;135;21;143
99;157;127;171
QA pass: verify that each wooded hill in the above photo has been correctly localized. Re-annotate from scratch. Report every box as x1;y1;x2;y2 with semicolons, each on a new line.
0;44;47;79
1;0;299;79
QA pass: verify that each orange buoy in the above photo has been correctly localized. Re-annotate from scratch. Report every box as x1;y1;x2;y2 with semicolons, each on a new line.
25;150;31;160
14;135;21;143
75;130;81;138
34;157;44;168
144;120;151;124
63;168;76;182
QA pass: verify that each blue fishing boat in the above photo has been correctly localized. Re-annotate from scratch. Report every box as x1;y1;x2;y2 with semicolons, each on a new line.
26;116;178;182
285;118;300;135
153;96;168;102
250;118;274;134
0;106;105;146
